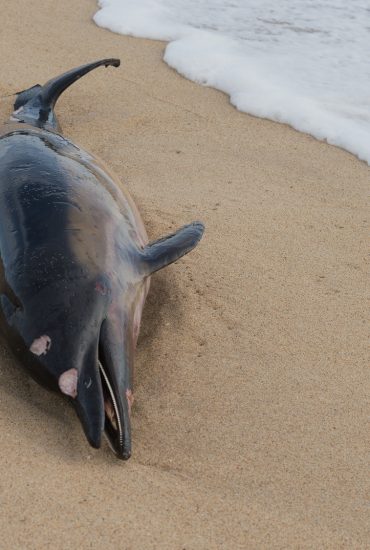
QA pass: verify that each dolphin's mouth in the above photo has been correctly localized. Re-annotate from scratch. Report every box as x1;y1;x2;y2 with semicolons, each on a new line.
98;359;125;456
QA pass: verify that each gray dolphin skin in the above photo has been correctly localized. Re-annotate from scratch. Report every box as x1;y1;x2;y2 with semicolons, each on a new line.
0;59;204;459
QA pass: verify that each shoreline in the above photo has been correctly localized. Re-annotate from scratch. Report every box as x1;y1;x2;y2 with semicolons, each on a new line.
0;1;369;548
93;1;370;167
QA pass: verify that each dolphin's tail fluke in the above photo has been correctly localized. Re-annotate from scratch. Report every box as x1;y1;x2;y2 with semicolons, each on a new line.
37;59;120;110
12;59;120;130
14;84;42;111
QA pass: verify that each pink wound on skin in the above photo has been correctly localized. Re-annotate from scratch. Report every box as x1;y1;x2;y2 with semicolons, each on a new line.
30;335;52;356
126;389;134;417
59;368;78;398
95;282;107;295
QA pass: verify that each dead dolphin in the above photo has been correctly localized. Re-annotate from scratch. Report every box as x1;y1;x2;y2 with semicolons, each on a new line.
0;59;204;459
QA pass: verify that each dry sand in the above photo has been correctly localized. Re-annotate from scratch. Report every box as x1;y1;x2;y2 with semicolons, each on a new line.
0;1;369;548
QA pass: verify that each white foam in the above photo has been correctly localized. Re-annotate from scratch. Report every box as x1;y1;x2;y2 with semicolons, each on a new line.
94;0;370;164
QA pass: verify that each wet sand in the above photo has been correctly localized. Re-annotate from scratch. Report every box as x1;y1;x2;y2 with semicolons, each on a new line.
0;1;369;548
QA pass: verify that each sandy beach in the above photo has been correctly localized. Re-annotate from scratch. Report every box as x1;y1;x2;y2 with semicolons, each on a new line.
0;1;369;548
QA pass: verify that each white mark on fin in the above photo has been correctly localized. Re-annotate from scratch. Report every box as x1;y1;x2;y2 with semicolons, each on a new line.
59;368;78;398
30;335;52;356
13;106;24;115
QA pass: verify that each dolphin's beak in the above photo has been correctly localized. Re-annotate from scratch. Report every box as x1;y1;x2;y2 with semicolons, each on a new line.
98;359;132;460
71;352;105;450
98;317;133;460
66;325;132;459
71;357;131;459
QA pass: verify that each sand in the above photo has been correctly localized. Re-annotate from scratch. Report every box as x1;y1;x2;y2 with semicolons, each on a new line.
0;1;369;548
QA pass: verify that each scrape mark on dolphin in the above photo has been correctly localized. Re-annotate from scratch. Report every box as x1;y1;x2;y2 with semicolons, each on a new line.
126;389;134;417
95;281;108;295
30;335;51;356
59;368;78;398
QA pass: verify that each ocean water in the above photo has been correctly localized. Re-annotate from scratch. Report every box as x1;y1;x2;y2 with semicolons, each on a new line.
94;0;370;164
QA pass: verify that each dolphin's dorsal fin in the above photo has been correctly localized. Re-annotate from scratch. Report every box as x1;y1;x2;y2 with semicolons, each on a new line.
141;222;205;275
12;59;120;130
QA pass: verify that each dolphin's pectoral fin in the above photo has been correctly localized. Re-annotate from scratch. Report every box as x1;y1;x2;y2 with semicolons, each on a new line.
141;221;205;275
0;293;21;325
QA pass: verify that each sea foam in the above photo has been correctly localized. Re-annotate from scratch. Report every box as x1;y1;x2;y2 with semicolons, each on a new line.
94;0;370;164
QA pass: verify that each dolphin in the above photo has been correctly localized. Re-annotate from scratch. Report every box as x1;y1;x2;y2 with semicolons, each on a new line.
0;59;204;459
